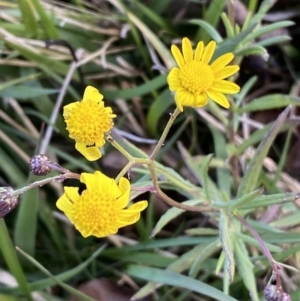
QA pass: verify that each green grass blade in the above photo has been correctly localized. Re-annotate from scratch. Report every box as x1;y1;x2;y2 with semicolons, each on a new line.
195;0;226;43
0;220;32;301
233;237;259;301
29;0;58;38
16;247;99;301
128;265;238;301
102;74;167;100
14;185;39;259
237;106;291;197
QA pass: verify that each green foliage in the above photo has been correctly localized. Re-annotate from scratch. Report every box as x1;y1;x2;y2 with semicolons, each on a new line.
0;0;299;301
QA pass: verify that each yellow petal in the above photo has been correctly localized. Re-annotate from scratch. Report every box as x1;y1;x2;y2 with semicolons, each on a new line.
80;172;100;191
214;65;240;80
82;86;104;103
207;90;230;108
174;92;184;111
56;188;78;213
167;68;181;91
64;187;80;203
194;41;204;61
176;88;195;108
194;93;209;107
117;213;141;226
171;45;185;68
75;142;102;161
127;200;148;212
201;41;216;64
116;177;130;210
212;80;240;94
211;53;234;72
117;201;148;219
63;102;78;116
182;37;193;63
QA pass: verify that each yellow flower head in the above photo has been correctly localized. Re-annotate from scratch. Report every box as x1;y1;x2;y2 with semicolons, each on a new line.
56;171;148;238
167;37;240;111
63;86;116;161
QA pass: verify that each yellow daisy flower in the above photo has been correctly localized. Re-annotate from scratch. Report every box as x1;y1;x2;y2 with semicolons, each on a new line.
63;86;116;161
167;37;240;111
56;171;148;238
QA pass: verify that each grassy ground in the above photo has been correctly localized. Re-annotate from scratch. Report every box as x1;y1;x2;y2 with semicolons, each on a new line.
1;0;300;300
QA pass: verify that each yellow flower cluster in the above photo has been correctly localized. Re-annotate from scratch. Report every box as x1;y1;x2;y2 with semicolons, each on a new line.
59;37;239;238
168;37;240;110
59;86;148;238
57;171;148;238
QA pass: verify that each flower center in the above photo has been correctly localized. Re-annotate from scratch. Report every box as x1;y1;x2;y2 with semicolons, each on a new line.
64;101;114;146
72;189;117;234
179;61;214;94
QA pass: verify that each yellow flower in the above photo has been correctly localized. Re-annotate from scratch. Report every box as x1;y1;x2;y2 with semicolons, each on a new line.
56;171;148;238
63;86;116;161
167;37;240;111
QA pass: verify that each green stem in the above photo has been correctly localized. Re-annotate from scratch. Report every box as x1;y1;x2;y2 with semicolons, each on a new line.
149;107;181;160
0;219;32;300
106;134;133;160
12;173;80;197
115;161;135;183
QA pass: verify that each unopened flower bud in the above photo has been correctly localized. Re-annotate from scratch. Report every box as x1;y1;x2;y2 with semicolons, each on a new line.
0;187;19;218
263;284;291;301
29;154;52;176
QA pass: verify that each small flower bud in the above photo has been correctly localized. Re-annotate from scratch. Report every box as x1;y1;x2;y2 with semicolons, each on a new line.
0;187;19;218
29;154;52;176
263;284;291;301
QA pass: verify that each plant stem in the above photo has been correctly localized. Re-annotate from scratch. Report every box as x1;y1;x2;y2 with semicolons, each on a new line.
235;214;282;289
149;107;180;160
13;173;80;197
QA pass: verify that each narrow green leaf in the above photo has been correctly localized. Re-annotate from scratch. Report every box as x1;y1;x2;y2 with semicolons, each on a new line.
236;232;282;252
270;210;300;228
16;248;99;301
151;199;202;237
240;192;298;210
3;40;70;77
17;0;37;37
234;119;297;157
127;11;174;69
209;124;230;195
177;143;222;202
244;20;294;44
29;0;58;38
0;293;19;301
0;73;42;91
102;74;167;100
237;106;291;197
0;86;58;99
2;245;105;294
128;265;238;301
189;239;221;278
213;24;257;59
249;0;279;26
190;19;223;43
195;0;227;43
255;36;291;47
233;237;259;301
219;210;235;282
185;228;219;236
0;220;32;301
229;187;264;211
235;45;266;57
14;186;39;259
